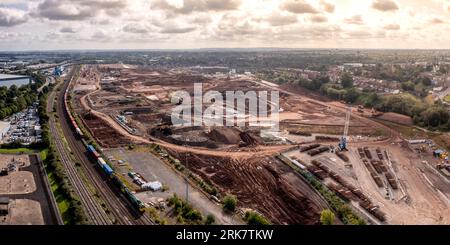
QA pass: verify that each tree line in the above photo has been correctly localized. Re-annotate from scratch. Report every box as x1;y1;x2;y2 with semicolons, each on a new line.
263;71;450;130
0;72;46;120
37;83;89;224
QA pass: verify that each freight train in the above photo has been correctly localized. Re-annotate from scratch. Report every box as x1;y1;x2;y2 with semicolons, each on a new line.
64;87;84;138
64;82;145;212
86;143;145;212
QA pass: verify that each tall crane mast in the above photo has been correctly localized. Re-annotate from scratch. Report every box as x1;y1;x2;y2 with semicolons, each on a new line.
339;106;351;151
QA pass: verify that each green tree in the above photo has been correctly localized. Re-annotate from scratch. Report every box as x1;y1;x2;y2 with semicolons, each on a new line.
320;209;335;225
244;211;271;225
420;76;432;86
344;87;361;103
204;214;215;225
341;73;354;88
222;195;237;213
401;81;415;91
420;106;450;128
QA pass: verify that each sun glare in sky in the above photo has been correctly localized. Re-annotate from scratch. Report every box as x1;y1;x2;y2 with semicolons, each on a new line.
0;0;449;50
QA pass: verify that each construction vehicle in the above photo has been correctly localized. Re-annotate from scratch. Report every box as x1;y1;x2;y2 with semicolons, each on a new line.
357;105;364;113
339;106;351;151
371;108;382;117
0;168;8;176
437;163;450;169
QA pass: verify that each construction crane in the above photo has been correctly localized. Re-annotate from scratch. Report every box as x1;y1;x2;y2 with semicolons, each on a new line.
339;106;352;151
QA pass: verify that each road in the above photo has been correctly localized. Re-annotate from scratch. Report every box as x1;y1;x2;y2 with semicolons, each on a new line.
38;76;53;93
434;86;450;101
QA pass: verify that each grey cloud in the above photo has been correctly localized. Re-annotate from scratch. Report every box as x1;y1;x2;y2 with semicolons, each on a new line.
343;30;385;39
372;0;399;12
33;0;127;21
0;7;28;27
90;18;111;25
60;26;77;33
150;16;197;34
213;14;262;41
92;30;109;39
46;31;60;40
152;0;241;14
160;26;196;34
260;13;298;26
123;23;149;34
281;0;319;14
190;15;212;25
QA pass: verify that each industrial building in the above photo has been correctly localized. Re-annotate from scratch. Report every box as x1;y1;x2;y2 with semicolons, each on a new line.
0;74;31;88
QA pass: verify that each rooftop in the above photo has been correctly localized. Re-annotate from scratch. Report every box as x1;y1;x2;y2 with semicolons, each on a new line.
0;197;10;204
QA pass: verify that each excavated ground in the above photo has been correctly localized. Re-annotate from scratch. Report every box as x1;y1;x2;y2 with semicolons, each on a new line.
167;150;330;225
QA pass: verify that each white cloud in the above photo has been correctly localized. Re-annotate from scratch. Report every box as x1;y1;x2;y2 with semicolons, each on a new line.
281;0;319;14
445;0;450;12
0;0;449;50
0;7;28;26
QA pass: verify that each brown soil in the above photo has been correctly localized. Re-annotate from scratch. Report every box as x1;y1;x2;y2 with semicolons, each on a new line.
280;83;333;102
82;113;135;148
207;127;242;144
167;151;330;225
376;112;413;126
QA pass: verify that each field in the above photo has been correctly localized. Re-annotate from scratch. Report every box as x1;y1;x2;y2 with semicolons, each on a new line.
375;112;414;126
0;148;38;154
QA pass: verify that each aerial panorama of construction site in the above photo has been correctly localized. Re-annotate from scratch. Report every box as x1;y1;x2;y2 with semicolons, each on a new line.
1;1;450;233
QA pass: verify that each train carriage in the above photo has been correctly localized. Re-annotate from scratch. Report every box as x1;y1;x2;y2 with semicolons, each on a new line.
97;157;107;167
65;86;145;213
87;145;100;159
101;163;114;177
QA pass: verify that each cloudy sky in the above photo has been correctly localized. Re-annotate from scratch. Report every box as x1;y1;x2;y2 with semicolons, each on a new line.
0;0;449;51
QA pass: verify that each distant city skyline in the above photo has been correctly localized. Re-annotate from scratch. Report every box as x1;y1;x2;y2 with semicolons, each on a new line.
0;0;449;51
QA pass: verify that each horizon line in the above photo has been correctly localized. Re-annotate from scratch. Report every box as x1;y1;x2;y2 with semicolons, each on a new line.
1;47;450;53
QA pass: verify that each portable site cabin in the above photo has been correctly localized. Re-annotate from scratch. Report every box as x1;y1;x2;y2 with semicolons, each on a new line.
0;197;10;215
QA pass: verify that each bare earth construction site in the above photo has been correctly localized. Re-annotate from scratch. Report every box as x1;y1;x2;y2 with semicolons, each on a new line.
69;64;449;225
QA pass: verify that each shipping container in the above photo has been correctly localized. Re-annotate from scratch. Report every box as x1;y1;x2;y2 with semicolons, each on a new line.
98;157;107;166
87;145;100;159
102;163;114;176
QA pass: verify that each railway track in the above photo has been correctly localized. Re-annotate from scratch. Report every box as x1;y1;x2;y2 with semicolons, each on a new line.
57;72;154;225
47;85;112;225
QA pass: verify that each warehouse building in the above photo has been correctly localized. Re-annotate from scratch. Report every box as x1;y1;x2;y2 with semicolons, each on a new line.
0;74;31;88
